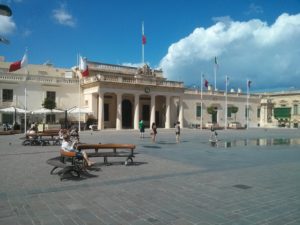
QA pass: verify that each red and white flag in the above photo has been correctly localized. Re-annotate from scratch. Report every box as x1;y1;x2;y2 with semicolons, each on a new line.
79;56;89;77
248;80;252;88
204;79;209;88
9;52;28;72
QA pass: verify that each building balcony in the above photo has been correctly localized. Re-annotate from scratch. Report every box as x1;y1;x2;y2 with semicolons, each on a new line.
82;74;184;88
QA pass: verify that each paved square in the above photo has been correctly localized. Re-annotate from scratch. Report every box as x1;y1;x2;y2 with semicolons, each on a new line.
0;128;300;225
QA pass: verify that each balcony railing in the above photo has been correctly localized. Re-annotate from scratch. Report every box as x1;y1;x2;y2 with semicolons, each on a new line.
82;74;184;88
0;73;79;85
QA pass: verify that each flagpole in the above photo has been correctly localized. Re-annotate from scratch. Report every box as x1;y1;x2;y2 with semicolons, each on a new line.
214;57;217;91
78;54;81;132
225;76;228;130
24;49;28;134
24;87;27;134
246;79;249;129
201;74;203;130
142;21;145;64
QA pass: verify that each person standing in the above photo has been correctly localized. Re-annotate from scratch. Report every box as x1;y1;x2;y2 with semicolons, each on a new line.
139;120;145;138
210;126;218;142
151;122;157;143
175;121;180;143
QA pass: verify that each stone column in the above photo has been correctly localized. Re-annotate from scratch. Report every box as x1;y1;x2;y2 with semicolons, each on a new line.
165;95;171;128
116;93;122;130
134;94;139;130
179;96;184;128
98;92;104;130
150;94;156;128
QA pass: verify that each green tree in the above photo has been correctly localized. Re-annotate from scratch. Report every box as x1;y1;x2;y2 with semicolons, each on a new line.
42;98;56;123
207;106;215;114
229;106;239;121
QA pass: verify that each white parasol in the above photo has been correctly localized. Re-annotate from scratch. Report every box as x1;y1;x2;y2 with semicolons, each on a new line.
67;107;92;114
31;108;64;114
0;107;30;113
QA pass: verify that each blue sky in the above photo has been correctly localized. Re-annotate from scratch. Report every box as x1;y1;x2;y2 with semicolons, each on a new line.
1;0;300;92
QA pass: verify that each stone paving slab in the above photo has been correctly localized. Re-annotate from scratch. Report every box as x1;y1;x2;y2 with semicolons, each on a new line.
0;128;300;225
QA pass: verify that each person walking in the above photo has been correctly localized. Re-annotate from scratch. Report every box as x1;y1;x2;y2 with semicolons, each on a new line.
175;121;180;143
209;126;218;142
139;120;145;138
151;122;157;143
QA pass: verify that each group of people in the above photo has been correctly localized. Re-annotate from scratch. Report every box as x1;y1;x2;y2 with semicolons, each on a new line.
139;119;181;143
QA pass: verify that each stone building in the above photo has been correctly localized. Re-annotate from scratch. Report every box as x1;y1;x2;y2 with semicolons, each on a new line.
1;56;297;130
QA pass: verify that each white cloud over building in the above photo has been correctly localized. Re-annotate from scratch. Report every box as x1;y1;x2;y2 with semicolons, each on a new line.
52;4;76;27
160;13;300;91
0;16;16;34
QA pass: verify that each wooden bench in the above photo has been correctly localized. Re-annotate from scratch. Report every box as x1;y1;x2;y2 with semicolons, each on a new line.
77;143;136;165
46;149;85;180
23;132;61;146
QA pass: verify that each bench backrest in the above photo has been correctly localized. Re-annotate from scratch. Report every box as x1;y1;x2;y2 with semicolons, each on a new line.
77;143;135;150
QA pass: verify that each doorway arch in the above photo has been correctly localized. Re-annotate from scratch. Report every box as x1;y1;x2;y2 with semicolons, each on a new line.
122;99;132;128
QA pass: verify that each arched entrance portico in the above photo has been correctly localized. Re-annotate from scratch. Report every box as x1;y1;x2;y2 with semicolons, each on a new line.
122;99;132;128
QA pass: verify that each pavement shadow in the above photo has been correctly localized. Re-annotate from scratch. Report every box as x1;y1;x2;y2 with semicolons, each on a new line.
93;161;148;167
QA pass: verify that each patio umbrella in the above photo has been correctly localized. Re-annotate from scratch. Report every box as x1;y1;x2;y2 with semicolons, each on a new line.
67;107;92;114
0;107;30;128
31;108;64;125
31;108;64;114
0;107;30;113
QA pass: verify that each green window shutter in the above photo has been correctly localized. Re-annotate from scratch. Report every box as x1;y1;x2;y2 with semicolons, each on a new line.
274;107;291;119
196;105;201;117
227;107;232;117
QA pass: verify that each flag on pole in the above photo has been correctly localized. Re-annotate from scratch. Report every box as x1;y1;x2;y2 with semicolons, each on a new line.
9;52;28;72
226;76;230;85
204;79;209;88
248;80;252;88
142;22;146;45
79;56;89;77
214;56;218;67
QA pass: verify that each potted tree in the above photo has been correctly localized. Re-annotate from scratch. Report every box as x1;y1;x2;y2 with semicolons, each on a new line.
228;106;241;128
42;97;56;124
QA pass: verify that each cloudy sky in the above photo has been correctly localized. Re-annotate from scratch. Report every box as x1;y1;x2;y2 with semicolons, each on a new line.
1;0;300;92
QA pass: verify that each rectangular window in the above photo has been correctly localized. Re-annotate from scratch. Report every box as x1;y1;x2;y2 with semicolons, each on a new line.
142;105;150;121
245;106;249;118
104;103;109;121
227;107;232;117
257;108;261;118
46;91;56;101
2;89;13;102
2;114;13;124
46;114;55;123
294;105;298;115
196;105;201;117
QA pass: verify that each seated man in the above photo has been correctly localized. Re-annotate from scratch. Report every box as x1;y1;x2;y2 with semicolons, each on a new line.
61;134;94;167
26;127;37;139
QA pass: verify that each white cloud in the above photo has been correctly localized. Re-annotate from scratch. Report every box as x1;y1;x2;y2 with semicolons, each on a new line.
0;15;16;34
245;3;264;15
160;13;300;91
52;4;76;27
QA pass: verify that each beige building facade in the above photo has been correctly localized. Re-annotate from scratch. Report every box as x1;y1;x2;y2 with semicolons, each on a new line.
0;56;298;130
